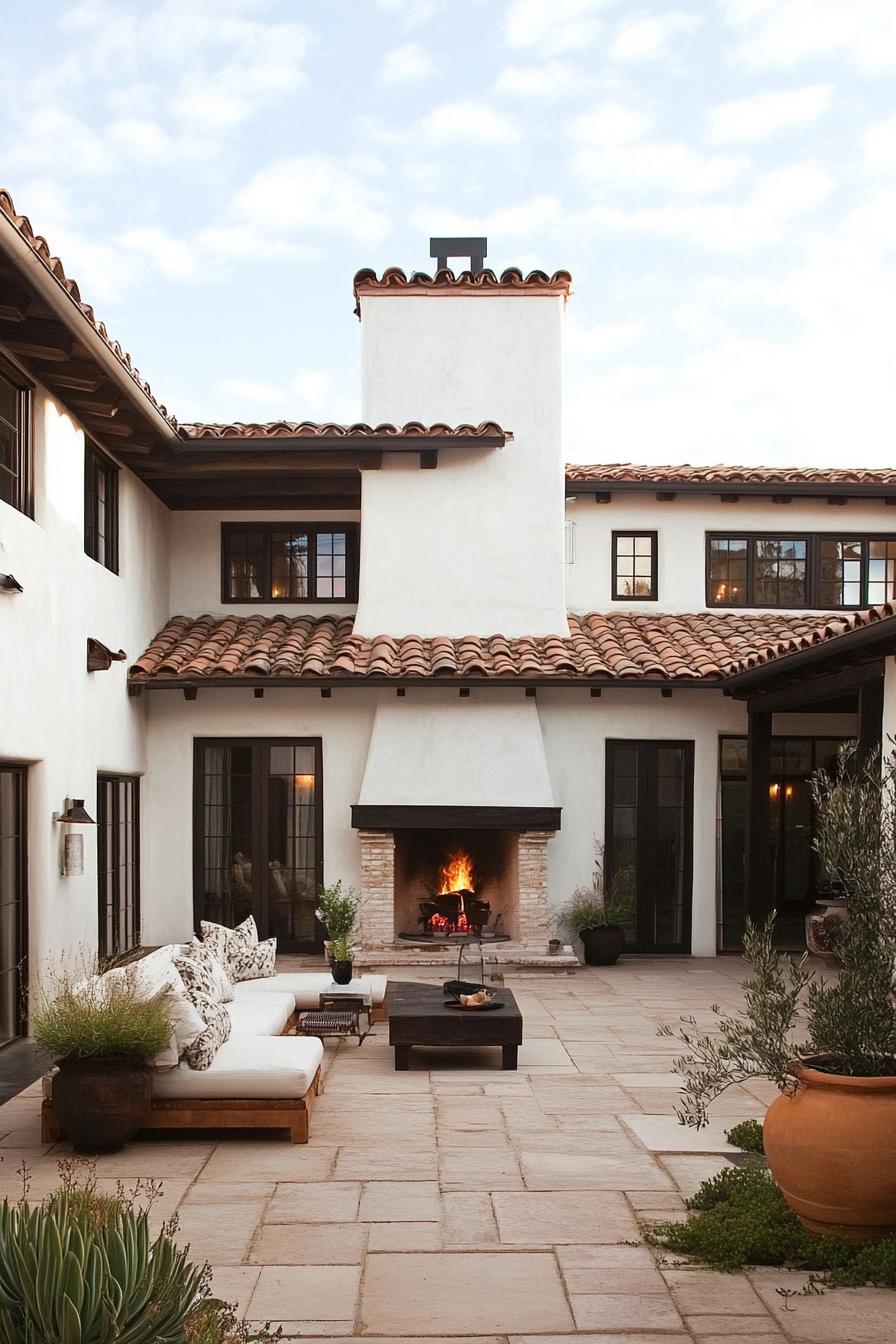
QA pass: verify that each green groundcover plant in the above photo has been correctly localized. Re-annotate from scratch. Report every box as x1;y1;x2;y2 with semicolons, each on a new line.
554;843;633;935
0;1163;279;1344
647;1160;896;1289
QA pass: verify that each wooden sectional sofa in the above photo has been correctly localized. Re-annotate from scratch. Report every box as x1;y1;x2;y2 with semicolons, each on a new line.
42;967;389;1145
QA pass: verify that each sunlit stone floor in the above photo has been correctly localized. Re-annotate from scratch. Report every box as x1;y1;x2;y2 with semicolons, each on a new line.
1;957;891;1343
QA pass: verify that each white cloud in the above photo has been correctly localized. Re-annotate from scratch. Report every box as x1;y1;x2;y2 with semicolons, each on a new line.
119;227;196;280
610;9;700;63
576;139;746;198
725;0;896;73
206;155;393;252
860;113;896;172
710;84;833;144
566;318;646;357
216;367;360;424
419;99;520;145
375;0;442;29
495;60;588;99
578;160;834;252
107;118;173;160
504;0;615;55
410;193;564;241
572;100;652;143
378;41;433;84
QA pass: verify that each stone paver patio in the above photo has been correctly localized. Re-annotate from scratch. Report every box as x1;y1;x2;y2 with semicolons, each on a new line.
0;957;890;1343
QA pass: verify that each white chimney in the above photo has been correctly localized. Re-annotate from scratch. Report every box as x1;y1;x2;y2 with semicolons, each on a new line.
352;240;571;638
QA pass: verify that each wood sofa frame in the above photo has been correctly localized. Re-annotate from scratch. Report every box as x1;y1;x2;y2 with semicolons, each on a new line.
40;1012;324;1146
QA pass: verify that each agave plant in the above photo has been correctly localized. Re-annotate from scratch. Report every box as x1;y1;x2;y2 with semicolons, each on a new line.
0;1190;206;1343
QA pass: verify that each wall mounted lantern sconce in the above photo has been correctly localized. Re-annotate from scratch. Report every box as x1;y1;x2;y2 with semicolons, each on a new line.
0;572;23;593
56;799;96;877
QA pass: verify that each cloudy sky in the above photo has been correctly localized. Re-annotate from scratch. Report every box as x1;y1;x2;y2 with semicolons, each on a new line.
2;0;896;464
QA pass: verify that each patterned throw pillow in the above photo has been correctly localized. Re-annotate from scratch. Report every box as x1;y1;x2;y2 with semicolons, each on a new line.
226;936;277;983
200;915;257;970
183;989;231;1071
188;937;234;1002
173;950;222;1004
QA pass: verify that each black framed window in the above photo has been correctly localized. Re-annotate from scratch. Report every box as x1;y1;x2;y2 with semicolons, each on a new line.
0;356;33;518
0;764;27;1045
222;523;358;603
85;442;119;572
193;738;323;952
97;775;140;961
708;533;896;609
612;531;657;600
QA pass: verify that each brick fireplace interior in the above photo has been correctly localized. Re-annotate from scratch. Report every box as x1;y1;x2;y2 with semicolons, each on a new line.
393;828;520;942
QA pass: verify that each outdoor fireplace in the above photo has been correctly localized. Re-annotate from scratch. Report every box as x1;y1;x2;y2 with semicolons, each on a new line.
393;829;518;943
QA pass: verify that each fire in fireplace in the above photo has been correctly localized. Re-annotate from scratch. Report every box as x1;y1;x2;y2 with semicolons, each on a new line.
420;851;491;936
393;830;517;943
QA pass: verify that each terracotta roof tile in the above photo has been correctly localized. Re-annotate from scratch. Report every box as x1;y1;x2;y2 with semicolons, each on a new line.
129;607;896;687
0;188;177;429
565;463;896;488
180;420;507;442
353;266;572;316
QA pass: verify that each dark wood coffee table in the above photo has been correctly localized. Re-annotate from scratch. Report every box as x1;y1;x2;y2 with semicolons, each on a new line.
386;981;523;1070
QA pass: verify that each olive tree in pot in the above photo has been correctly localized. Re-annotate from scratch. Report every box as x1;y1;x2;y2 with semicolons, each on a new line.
555;847;631;966
661;743;896;1241
317;880;359;985
33;962;172;1153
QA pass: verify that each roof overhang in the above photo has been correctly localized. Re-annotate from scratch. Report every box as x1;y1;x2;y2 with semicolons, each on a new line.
565;479;896;501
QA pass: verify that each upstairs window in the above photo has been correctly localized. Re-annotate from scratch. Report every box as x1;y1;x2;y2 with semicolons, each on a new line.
222;523;358;603
0;356;33;517
708;533;896;608
612;531;657;600
85;442;119;572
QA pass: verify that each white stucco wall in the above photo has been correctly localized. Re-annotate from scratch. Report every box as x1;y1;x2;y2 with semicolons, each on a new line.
565;494;896;614
169;509;361;618
0;386;170;969
355;294;568;638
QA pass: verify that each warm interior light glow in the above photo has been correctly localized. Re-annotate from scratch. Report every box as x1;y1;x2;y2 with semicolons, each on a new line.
769;782;780;798
293;773;315;791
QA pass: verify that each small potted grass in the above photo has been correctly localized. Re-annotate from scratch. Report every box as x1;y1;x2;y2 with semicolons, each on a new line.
556;846;632;966
33;961;172;1153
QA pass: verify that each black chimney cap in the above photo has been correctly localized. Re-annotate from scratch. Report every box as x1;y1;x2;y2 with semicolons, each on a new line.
429;237;487;273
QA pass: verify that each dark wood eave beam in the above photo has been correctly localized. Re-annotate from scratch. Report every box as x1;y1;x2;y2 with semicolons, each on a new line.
137;451;383;476
738;659;884;714
564;482;896;501
127;674;724;694
173;433;507;454
724;616;896;695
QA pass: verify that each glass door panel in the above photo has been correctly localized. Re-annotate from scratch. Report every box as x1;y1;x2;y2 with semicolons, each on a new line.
606;741;693;953
195;740;322;951
0;766;26;1046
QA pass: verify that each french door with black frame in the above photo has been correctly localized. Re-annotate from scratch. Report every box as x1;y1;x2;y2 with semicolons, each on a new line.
97;774;140;962
0;764;27;1046
193;739;323;953
605;740;694;954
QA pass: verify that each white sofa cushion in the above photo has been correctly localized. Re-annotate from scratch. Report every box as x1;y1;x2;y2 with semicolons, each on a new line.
151;1034;323;1100
230;972;387;1009
226;992;295;1038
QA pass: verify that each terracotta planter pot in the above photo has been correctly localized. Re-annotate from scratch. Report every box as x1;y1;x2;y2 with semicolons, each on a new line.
804;898;848;962
579;925;625;966
763;1055;896;1241
53;1055;151;1154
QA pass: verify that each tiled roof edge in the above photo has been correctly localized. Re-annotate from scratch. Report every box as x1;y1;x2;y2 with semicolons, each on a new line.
565;462;896;487
353;265;573;316
180;419;507;441
0;188;178;429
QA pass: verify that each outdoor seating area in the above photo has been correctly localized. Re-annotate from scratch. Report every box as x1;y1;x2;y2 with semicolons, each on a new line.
2;957;893;1343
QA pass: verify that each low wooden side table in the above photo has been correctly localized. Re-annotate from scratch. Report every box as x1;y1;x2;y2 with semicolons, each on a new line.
386;981;523;1070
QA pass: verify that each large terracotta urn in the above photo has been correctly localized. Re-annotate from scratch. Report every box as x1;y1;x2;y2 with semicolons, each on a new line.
53;1056;151;1153
763;1056;896;1241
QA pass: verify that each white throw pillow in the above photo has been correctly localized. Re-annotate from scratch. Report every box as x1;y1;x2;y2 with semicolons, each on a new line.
226;936;277;983
151;969;207;1070
188;937;235;1002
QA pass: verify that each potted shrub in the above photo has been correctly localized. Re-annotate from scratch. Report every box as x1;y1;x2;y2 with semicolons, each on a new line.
555;847;631;966
317;880;359;985
32;964;172;1153
662;743;896;1241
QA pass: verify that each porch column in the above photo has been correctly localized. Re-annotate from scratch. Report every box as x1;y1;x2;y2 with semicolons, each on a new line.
857;672;885;767
882;657;896;770
357;829;395;949
517;829;553;949
744;707;772;924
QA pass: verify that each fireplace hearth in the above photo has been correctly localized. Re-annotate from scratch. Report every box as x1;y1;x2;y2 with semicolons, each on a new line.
394;830;518;944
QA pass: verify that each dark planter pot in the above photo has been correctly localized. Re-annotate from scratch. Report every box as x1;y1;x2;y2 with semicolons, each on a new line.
53;1055;151;1153
330;958;354;985
579;925;625;966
